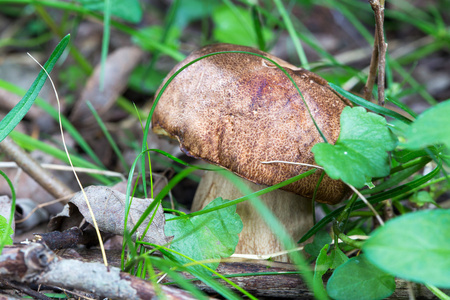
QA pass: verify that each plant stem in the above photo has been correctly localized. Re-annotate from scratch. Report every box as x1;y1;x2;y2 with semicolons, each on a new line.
337;232;364;249
370;0;387;107
363;31;379;101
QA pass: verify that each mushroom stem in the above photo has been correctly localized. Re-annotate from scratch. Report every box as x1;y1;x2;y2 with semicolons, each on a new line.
192;171;314;262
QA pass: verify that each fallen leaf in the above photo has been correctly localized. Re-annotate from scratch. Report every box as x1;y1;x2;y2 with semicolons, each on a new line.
70;46;144;127
49;186;170;246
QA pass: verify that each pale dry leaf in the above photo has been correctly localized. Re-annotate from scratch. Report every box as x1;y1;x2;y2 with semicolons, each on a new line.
70;46;144;126
48;186;170;246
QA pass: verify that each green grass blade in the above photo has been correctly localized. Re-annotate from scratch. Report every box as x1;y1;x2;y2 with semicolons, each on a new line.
274;0;309;69
0;79;106;168
299;165;440;243
0;34;70;142
86;101;129;172
9;131;112;185
0;170;16;252
100;0;111;90
329;83;413;124
251;5;266;51
168;169;317;221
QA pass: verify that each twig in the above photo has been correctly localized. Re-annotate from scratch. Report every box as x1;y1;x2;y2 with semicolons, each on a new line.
0;161;126;180
0;243;206;300
370;0;387;106
363;32;379;101
0;137;74;199
0;279;52;300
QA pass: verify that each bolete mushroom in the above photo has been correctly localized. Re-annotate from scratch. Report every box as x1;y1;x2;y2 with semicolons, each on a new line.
152;44;350;262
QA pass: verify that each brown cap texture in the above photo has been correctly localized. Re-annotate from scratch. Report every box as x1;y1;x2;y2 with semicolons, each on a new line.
152;44;351;204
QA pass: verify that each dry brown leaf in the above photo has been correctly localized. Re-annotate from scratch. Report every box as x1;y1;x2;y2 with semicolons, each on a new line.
70;46;144;126
48;186;170;246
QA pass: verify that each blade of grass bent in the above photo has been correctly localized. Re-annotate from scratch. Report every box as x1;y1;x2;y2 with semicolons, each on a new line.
167;169;317;221
144;50;330;163
0;34;70;142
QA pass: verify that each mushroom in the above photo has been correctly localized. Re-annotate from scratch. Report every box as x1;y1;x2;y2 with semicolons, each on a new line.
152;44;350;262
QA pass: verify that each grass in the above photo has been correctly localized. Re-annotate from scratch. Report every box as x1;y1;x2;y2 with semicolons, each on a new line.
1;0;449;299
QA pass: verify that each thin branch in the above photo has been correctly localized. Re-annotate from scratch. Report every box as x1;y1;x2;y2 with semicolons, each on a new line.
0;243;205;300
0;137;74;199
370;0;387;106
363;32;379;101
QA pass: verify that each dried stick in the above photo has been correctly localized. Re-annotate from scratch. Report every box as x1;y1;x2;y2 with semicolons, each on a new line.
1;244;442;299
0;137;74;199
0;243;207;300
363;32;379;101
370;0;387;107
0;279;52;300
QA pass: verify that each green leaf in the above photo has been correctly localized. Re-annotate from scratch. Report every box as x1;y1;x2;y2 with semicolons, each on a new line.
363;209;450;288
403;100;450;150
0;215;14;246
212;4;272;47
174;0;220;29
326;255;396;300
410;191;439;207
330;247;349;270
0;34;70;143
165;197;243;275
76;0;142;23
313;244;332;297
304;230;332;258
312;106;397;188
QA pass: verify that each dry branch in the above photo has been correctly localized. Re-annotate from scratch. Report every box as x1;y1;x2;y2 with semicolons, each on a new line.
0;137;74;199
364;0;387;107
0;243;204;300
56;247;448;299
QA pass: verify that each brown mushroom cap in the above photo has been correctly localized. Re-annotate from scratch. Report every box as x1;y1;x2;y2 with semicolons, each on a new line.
152;44;351;204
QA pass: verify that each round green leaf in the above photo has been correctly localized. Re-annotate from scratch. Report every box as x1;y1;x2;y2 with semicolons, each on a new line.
363;209;450;288
312;106;397;188
403;100;450;150
0;215;13;246
327;255;396;300
165;197;243;275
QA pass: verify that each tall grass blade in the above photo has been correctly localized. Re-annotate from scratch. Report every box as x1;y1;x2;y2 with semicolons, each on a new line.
0;34;70;142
